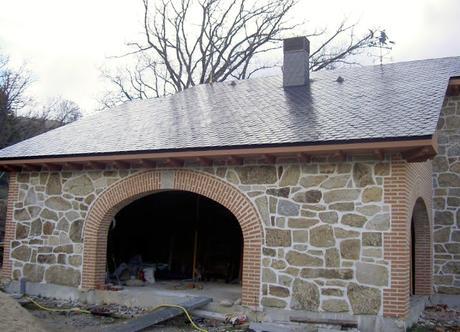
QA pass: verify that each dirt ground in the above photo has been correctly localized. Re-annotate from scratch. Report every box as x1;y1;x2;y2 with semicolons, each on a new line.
0;291;48;332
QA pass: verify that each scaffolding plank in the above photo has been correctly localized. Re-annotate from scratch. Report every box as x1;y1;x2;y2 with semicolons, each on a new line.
249;322;310;332
102;296;212;332
289;316;357;328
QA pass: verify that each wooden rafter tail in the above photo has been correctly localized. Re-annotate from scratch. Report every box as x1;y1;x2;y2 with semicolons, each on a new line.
263;154;276;164
373;149;385;161
332;150;346;161
402;147;433;162
227;155;243;165
2;165;22;172
130;159;142;168
86;161;106;169
138;159;157;168
21;164;42;172
196;157;212;166
43;163;62;171
296;152;311;163
165;158;184;167
112;160;131;169
63;162;84;171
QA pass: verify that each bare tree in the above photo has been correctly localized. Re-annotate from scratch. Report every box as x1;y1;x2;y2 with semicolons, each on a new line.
0;56;32;114
0;55;33;192
0;55;33;147
1;94;82;149
14;97;83;143
38;97;83;125
101;0;388;107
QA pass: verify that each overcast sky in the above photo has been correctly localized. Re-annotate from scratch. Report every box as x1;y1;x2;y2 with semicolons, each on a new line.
1;0;459;115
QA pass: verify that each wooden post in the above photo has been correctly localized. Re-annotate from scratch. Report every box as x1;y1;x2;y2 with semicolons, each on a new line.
192;196;200;281
192;230;198;282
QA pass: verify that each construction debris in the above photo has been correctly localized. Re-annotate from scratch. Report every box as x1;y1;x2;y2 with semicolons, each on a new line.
224;312;248;326
412;303;460;330
23;295;148;319
20;294;247;331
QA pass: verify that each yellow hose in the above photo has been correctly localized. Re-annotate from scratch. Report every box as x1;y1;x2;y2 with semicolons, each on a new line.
26;296;91;314
150;303;208;332
26;297;207;332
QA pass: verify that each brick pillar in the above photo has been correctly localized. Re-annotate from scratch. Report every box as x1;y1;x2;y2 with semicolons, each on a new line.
1;173;18;278
383;159;411;318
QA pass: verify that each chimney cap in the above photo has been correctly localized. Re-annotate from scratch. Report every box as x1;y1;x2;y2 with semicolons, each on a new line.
283;36;309;53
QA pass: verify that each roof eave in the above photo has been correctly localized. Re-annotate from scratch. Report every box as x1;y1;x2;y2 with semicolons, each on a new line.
0;136;438;172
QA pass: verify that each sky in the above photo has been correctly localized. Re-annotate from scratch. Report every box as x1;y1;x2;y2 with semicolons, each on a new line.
1;0;459;115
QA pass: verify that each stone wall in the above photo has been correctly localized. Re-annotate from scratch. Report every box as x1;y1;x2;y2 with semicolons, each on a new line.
433;96;460;293
5;157;399;315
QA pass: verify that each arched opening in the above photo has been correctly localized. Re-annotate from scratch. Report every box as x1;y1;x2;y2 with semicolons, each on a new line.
410;197;433;296
82;170;263;306
106;190;243;287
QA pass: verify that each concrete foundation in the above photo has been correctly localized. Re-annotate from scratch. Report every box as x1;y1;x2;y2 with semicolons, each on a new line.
5;280;454;331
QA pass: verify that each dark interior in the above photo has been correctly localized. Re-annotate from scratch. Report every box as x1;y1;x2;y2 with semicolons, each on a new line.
107;190;243;283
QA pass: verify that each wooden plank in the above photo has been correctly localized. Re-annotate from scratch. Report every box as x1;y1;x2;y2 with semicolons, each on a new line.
190;309;226;321
249;322;309;332
101;296;212;332
289;316;357;328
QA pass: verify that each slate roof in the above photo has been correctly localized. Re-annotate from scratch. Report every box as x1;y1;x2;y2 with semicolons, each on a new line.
1;56;459;160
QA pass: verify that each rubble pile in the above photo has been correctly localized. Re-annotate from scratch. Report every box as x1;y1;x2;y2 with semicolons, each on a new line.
413;304;460;331
27;295;147;319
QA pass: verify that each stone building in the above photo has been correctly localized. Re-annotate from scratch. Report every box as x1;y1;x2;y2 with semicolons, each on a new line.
0;37;459;328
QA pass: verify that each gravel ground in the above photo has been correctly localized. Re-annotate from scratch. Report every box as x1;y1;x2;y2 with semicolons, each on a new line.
24;296;147;331
409;304;460;332
20;295;248;332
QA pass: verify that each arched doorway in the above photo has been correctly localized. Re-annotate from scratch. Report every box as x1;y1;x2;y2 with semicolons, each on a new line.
81;170;263;306
410;198;433;295
106;190;243;285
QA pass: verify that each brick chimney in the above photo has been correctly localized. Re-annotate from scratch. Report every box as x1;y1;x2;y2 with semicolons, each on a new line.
282;36;310;87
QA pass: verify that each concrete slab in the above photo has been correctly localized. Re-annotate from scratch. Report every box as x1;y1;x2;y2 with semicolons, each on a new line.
406;295;429;328
430;294;460;309
3;280;242;311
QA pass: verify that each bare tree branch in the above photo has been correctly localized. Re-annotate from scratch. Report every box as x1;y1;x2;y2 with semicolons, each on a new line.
101;0;389;109
0;55;33;147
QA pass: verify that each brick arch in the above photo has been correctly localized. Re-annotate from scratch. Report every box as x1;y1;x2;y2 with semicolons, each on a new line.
410;197;433;295
81;169;263;306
